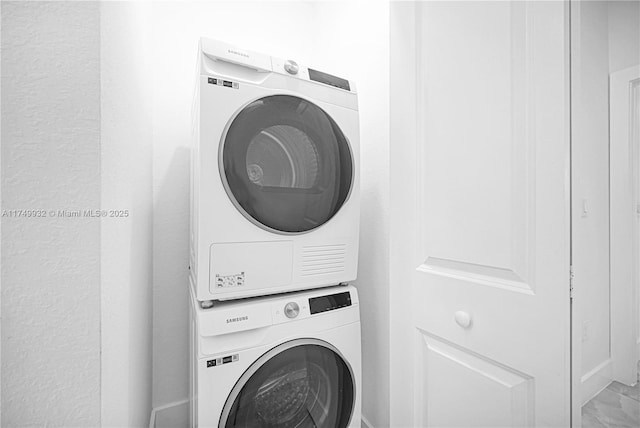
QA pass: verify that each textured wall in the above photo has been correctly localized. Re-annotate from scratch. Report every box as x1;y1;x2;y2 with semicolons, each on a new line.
1;2;101;425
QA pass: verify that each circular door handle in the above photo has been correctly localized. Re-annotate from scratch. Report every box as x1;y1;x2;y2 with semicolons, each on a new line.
454;311;472;328
284;302;300;319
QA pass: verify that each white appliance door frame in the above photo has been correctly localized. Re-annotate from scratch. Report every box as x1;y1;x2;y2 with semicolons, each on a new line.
219;94;355;235
218;339;357;428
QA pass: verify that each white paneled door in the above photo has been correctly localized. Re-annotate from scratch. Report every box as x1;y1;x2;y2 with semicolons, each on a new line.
408;2;571;427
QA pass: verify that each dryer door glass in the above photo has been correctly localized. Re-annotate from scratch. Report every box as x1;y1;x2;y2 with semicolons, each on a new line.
220;341;355;428
221;95;354;233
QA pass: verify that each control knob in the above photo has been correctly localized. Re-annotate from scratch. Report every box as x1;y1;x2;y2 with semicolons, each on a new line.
284;302;300;319
284;60;299;75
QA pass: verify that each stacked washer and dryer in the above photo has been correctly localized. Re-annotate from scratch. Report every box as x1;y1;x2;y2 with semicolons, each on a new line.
189;38;362;428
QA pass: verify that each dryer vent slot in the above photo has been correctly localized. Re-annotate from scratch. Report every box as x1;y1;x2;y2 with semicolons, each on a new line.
301;244;347;276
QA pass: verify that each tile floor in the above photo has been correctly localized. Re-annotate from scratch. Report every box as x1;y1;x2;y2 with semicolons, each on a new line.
582;380;640;427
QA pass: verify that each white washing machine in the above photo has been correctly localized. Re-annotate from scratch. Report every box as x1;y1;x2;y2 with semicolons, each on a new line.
189;283;362;428
191;38;360;301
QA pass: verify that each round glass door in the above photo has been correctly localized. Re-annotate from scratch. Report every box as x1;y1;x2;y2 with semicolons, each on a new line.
219;340;355;428
220;95;354;234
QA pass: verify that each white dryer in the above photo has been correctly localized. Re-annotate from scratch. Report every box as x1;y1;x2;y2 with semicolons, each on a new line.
191;38;360;301
189;283;362;428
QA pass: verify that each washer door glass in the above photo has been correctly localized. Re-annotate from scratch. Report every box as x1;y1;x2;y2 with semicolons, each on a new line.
221;95;353;233
220;341;355;428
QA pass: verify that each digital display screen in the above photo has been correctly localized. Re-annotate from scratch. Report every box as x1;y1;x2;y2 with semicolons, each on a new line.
309;291;352;315
308;69;351;91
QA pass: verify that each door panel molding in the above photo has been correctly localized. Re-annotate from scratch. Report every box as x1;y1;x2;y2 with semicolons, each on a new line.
417;0;537;294
415;330;534;428
418;257;533;295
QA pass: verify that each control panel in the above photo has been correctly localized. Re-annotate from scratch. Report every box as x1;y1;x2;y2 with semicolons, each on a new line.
207;353;239;368
207;77;239;89
271;57;352;92
309;291;352;314
194;286;357;343
308;68;351;91
215;272;245;288
271;290;353;324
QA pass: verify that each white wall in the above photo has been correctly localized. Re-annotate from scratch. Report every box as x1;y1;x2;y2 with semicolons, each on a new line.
149;2;390;426
150;3;315;423
309;3;390;427
608;0;640;73
100;2;154;426
1;2;3;421
1;2;101;425
1;2;155;425
0;2;390;424
572;0;611;385
389;2;417;426
1;1;4;421
574;0;640;403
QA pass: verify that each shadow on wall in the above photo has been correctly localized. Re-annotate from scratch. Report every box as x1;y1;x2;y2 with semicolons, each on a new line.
152;145;191;424
125;148;154;425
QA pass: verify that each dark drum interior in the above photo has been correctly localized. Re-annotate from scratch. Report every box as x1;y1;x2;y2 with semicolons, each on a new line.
221;95;353;233
222;343;355;428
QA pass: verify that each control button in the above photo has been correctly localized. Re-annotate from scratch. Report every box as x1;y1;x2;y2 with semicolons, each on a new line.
284;302;300;319
284;60;299;75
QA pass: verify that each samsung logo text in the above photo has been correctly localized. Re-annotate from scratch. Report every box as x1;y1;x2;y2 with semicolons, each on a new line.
228;49;249;58
226;316;248;324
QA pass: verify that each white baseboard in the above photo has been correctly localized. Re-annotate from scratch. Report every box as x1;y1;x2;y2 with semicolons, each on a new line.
581;359;612;406
149;399;189;428
361;414;374;428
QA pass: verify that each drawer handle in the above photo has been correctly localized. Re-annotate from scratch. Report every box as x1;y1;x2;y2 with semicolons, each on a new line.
454;311;472;328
